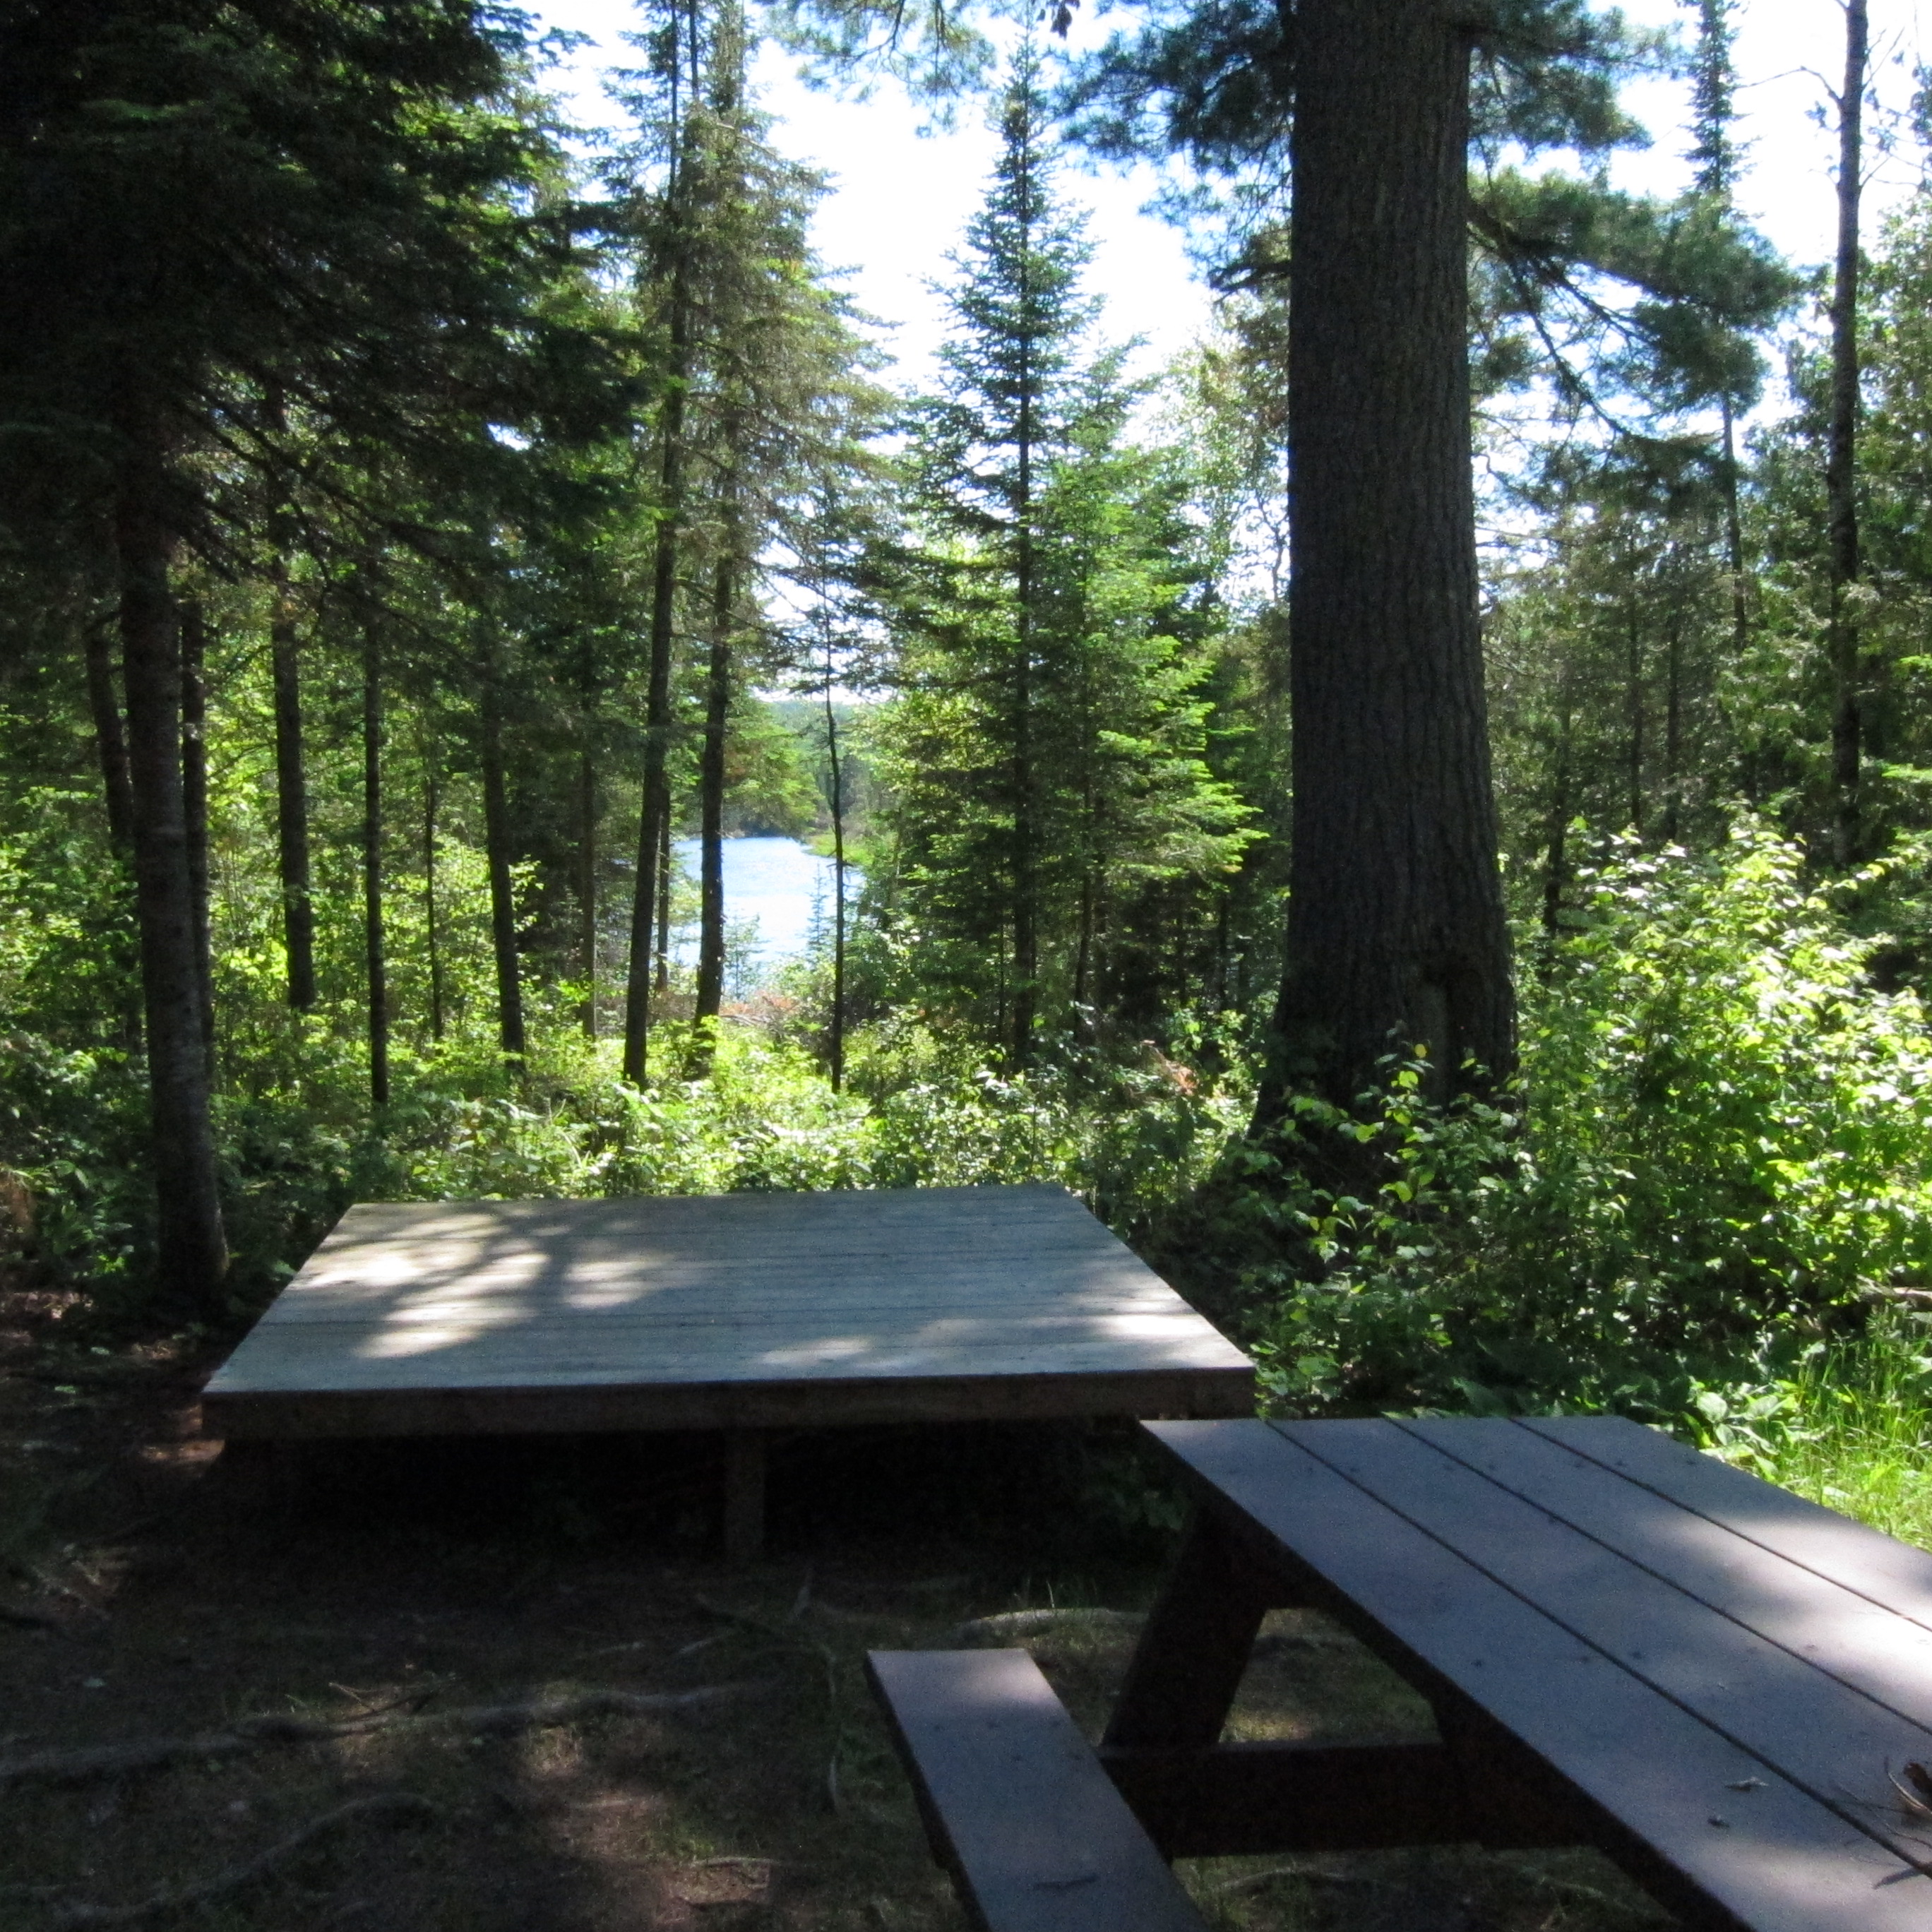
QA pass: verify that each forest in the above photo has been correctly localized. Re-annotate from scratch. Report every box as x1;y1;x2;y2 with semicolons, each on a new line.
5;0;1932;1508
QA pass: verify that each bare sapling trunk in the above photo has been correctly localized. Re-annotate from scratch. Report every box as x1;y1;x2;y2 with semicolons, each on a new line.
179;597;215;1079
1259;0;1513;1119
85;617;136;852
823;670;847;1092
422;739;445;1042
270;552;316;1010
1827;0;1868;866
362;626;389;1108
115;414;227;1309
578;749;597;1039
479;665;525;1063
693;544;733;1062
623;260;692;1085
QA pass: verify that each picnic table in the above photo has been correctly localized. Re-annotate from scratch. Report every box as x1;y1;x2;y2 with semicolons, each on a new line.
871;1415;1932;1932
200;1186;1253;1558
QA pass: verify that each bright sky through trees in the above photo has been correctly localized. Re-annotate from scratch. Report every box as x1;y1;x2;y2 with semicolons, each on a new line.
537;0;1928;390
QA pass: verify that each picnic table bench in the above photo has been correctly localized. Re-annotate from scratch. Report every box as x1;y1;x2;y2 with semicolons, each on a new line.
870;1414;1932;1931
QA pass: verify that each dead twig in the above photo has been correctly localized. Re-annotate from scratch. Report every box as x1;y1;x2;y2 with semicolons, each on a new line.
0;1681;769;1790
48;1792;438;1928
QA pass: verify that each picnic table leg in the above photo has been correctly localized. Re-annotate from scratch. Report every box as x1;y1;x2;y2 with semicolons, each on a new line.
1104;1506;1282;1749
723;1429;766;1563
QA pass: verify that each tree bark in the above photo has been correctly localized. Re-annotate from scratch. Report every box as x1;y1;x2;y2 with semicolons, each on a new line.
623;249;692;1085
578;749;598;1039
270;556;316;1009
479;667;525;1063
362;626;389;1108
422;741;445;1042
1626;600;1645;835
1827;0;1866;867
84;619;136;853
1258;0;1513;1117
823;676;847;1093
114;422;227;1308
178;597;216;1080
693;545;733;1056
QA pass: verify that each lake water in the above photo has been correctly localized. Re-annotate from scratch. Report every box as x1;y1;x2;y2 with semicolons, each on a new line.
670;835;856;985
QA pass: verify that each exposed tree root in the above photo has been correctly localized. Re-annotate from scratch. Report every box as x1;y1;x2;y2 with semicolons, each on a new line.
0;1681;766;1790
49;1791;438;1927
949;1606;1143;1645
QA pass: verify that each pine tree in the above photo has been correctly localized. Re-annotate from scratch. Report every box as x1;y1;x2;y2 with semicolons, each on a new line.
878;50;1249;1059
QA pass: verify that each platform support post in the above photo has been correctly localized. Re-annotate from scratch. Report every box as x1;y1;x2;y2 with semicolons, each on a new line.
724;1429;765;1563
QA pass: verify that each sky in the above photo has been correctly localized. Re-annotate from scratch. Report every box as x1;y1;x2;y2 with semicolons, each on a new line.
530;0;1930;391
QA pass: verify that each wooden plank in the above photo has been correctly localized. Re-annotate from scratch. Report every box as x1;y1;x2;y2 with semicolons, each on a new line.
1099;1739;1585;1856
1402;1417;1932;1739
1104;1510;1284;1749
205;1328;1250;1397
1144;1419;1932;1932
204;1364;1254;1439
866;1649;1208;1932
1522;1414;1932;1637
1279;1419;1932;1897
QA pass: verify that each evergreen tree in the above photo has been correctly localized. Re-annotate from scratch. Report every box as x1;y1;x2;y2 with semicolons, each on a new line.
877;51;1249;1060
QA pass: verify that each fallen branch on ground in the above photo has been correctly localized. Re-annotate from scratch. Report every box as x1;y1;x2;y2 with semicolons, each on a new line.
49;1792;438;1928
949;1608;1143;1645
0;1681;767;1790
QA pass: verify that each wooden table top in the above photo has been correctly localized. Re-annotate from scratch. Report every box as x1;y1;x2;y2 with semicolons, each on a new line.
1145;1414;1932;1932
202;1186;1254;1439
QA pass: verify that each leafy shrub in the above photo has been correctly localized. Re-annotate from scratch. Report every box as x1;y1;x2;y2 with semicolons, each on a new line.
1243;823;1932;1430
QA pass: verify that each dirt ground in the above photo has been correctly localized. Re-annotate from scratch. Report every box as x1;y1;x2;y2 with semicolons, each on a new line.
0;1286;1678;1932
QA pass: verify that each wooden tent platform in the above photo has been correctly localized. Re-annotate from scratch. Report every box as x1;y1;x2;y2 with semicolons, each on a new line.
202;1186;1253;1549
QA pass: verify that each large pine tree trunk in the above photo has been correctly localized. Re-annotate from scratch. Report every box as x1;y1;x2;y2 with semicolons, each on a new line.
270;557;316;1009
1827;0;1867;866
1259;0;1513;1118
114;427;227;1308
693;547;732;1053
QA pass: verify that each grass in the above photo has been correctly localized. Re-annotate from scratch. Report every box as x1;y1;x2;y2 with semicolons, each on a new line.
1750;1312;1932;1546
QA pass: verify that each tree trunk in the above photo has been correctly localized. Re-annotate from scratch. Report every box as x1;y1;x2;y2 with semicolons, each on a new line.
1827;0;1867;868
623;259;692;1085
1542;700;1573;943
84;619;136;852
693;547;733;1059
423;743;445;1042
1722;398;1749;658
178;598;215;1081
823;675;847;1092
1258;0;1512;1118
115;426;227;1308
578;749;598;1039
479;668;525;1063
362;626;389;1108
1626;600;1645;835
1662;614;1683;843
270;558;316;1010
655;815;674;994
1010;165;1038;1070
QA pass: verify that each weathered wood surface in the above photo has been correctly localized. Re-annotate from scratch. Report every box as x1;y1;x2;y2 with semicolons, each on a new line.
203;1186;1253;1438
867;1648;1210;1932
1143;1417;1932;1932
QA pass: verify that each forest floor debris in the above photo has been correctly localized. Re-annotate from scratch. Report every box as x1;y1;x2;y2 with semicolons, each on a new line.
0;1280;1676;1931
